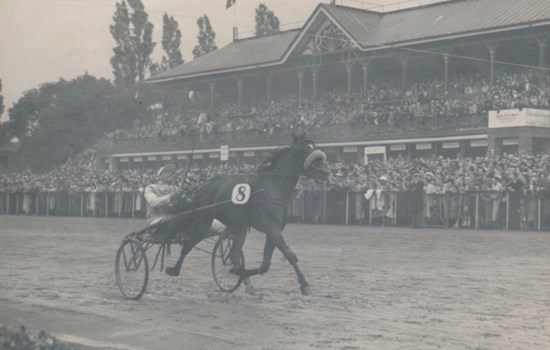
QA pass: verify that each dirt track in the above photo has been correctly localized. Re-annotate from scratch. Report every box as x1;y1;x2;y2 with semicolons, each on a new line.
0;216;549;350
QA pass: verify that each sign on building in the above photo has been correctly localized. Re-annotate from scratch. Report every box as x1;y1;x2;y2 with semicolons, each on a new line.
416;143;432;150
470;140;488;147
442;142;460;149
488;108;550;128
390;144;406;151
220;145;229;161
343;146;357;153
364;146;386;164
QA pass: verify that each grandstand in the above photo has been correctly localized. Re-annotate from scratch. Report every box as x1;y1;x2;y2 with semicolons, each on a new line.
3;0;550;231
97;0;550;172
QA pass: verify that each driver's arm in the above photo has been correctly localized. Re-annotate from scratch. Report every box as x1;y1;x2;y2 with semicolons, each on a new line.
144;186;177;208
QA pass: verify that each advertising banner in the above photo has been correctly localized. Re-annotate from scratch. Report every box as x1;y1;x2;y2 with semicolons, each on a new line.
488;108;550;128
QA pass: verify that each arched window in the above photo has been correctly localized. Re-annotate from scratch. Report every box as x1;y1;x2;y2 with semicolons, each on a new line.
314;23;352;52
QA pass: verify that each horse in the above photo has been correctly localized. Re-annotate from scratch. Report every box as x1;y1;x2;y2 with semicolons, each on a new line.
164;132;329;295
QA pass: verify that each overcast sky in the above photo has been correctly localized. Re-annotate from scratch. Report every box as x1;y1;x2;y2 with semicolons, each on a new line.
0;0;443;122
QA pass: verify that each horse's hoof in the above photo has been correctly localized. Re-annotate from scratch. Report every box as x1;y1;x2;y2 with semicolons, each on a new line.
300;285;312;296
165;267;180;277
245;285;258;296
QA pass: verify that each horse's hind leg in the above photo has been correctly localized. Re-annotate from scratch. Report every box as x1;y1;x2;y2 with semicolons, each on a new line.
165;234;203;277
224;228;256;295
227;227;247;274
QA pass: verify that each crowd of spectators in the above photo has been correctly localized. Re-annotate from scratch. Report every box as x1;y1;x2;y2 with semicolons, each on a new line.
1;149;550;229
1;149;548;196
323;152;550;229
106;67;550;144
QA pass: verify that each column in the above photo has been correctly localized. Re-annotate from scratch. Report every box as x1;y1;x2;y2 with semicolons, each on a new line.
297;69;304;104
266;74;273;104
336;147;344;163
311;66;319;102
209;82;215;113
459;141;467;158
361;60;369;96
344;62;353;99
486;42;498;85
442;51;450;94
160;86;166;116
487;135;502;157
182;87;189;113
536;35;548;84
400;55;409;91
519;135;533;156
237;78;243;112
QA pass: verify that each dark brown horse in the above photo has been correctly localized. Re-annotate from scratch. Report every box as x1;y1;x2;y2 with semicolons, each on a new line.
165;132;329;295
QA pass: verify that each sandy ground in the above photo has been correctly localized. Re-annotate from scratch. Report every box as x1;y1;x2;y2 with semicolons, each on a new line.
0;215;549;350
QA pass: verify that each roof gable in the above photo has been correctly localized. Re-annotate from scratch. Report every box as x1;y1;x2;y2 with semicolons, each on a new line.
148;29;299;82
320;5;381;48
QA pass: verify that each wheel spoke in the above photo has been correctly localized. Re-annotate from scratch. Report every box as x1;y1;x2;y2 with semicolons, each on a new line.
116;239;149;300
212;237;243;293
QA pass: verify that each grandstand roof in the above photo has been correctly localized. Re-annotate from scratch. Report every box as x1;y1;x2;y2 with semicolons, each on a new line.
149;30;299;82
149;0;550;84
323;0;550;48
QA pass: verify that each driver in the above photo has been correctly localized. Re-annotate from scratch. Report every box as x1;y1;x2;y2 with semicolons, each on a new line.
144;164;226;233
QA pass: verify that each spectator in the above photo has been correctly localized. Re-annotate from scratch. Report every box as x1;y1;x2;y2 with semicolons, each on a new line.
490;174;504;229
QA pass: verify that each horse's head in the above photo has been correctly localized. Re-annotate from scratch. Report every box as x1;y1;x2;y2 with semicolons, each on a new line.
292;132;329;184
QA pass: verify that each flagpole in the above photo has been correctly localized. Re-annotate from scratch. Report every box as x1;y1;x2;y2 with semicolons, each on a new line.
226;0;238;39
234;1;237;38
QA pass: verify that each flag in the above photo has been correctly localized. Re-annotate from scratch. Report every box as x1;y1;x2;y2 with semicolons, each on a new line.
226;0;236;9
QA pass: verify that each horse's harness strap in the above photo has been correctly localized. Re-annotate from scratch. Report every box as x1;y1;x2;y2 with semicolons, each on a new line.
251;189;287;207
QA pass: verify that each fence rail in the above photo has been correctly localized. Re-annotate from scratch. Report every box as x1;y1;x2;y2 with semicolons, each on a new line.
0;192;147;219
1;190;549;231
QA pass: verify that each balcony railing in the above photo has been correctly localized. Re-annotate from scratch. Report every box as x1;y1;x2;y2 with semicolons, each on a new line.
111;113;488;153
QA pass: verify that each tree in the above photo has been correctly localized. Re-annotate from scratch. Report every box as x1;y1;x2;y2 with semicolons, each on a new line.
150;14;184;76
5;75;148;172
0;79;8;147
110;0;155;88
0;79;4;117
255;3;280;37
192;15;217;59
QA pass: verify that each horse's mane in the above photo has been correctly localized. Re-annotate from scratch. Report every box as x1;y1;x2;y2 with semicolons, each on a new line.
256;146;292;174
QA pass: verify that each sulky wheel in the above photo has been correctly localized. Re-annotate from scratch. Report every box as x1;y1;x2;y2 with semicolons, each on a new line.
115;237;149;300
211;235;244;293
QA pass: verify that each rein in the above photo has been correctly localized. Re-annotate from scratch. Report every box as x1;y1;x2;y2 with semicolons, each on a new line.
178;131;196;190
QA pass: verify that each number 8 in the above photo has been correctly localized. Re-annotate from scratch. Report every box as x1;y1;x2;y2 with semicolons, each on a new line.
232;184;251;204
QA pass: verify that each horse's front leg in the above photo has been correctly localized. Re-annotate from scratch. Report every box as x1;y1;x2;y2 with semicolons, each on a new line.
278;232;310;295
226;228;256;295
165;234;203;276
